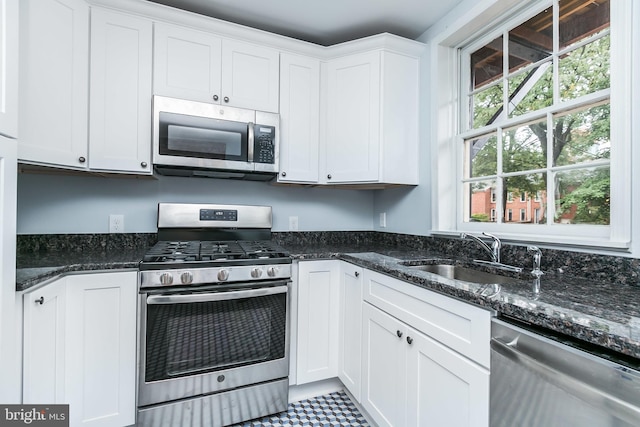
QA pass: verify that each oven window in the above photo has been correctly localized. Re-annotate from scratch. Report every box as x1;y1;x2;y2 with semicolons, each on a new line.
158;112;248;161
144;292;286;382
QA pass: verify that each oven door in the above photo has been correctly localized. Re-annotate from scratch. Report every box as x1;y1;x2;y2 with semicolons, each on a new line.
138;280;290;407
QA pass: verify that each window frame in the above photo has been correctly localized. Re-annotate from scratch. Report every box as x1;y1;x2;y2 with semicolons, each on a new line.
430;0;633;249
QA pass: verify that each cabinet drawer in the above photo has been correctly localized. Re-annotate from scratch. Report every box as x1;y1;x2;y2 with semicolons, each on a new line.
363;269;491;368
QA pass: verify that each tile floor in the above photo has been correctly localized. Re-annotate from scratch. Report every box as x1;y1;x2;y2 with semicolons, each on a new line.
232;390;370;426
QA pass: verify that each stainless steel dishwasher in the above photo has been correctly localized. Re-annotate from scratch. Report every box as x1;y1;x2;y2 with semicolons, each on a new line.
491;317;640;427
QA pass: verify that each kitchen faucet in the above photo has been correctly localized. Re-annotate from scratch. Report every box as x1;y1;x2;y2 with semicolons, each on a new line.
460;232;502;263
460;232;523;273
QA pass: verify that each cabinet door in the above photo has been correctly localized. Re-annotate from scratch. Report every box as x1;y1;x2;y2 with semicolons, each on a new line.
0;136;17;403
338;263;363;400
89;8;152;174
325;51;381;183
278;53;320;183
18;0;89;168
361;302;407;427
0;0;18;138
406;327;489;427
296;260;340;384
22;278;67;404
153;23;222;104
221;39;279;113
65;271;137;427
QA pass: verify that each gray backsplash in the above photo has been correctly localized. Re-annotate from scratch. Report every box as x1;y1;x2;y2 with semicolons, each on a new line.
16;231;640;286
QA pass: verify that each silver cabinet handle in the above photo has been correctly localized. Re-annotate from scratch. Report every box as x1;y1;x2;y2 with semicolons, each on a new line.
35;296;44;305
406;336;414;345
355;271;360;277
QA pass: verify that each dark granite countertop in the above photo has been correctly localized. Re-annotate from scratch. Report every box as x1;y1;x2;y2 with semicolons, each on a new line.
16;240;640;360
16;248;147;291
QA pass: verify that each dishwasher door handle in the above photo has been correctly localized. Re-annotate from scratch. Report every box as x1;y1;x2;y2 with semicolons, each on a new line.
491;337;640;424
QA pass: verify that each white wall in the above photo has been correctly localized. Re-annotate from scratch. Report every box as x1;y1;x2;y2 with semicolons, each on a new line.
17;172;374;234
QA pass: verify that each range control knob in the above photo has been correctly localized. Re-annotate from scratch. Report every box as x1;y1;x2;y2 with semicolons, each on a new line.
267;267;279;277
180;271;194;284
159;272;173;285
251;268;263;278
217;269;230;281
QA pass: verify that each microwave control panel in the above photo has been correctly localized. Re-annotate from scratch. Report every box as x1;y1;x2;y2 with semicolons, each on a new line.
253;125;276;164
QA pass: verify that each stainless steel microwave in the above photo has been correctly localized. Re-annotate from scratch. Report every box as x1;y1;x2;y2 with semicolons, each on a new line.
152;96;280;181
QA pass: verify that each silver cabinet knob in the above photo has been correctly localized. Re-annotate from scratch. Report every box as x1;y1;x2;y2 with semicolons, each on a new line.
223;96;229;103
281;171;287;177
217;269;229;281
160;272;173;285
141;161;148;168
78;156;86;163
213;94;219;101
180;271;193;284
327;174;332;179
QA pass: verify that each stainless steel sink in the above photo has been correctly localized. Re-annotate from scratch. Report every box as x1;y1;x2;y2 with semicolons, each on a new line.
407;263;514;284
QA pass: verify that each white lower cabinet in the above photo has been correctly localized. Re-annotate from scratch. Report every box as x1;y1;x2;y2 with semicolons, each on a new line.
293;262;490;427
22;271;137;427
361;269;490;427
295;260;340;384
338;262;363;400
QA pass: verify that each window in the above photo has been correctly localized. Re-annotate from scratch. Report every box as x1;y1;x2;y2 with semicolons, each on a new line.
507;209;513;222
520;208;526;222
491;209;497;222
449;0;632;247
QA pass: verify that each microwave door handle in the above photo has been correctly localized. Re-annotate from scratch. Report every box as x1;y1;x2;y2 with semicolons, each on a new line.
146;285;288;305
247;122;255;162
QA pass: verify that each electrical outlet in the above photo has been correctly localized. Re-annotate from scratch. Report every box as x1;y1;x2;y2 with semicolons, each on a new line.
109;214;124;233
289;216;299;231
379;212;387;228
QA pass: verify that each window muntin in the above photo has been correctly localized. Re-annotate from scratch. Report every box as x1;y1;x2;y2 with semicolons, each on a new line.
462;0;611;230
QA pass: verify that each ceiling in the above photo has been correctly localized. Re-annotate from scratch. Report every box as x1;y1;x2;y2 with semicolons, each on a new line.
146;0;464;46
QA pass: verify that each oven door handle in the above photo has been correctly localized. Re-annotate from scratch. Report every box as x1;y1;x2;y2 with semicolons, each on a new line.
146;285;288;305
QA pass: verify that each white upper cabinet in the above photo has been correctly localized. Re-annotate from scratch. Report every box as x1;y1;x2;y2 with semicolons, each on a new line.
0;0;19;139
89;8;153;174
153;23;222;105
324;47;420;185
154;23;280;113
18;0;90;169
278;53;320;183
221;39;280;113
325;51;381;184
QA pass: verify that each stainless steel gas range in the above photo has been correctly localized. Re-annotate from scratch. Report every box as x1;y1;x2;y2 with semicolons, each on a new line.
136;203;292;427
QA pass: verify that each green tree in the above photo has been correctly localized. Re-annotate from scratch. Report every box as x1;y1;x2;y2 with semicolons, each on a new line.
470;33;610;224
